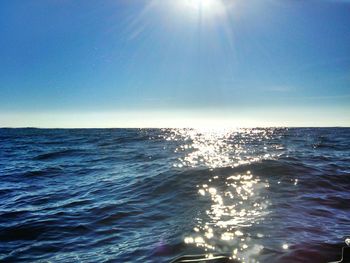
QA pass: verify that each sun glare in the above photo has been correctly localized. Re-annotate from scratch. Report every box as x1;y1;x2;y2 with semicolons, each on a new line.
186;0;215;9
180;0;226;16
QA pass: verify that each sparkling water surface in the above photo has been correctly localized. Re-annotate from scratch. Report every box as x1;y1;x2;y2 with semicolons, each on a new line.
0;128;349;262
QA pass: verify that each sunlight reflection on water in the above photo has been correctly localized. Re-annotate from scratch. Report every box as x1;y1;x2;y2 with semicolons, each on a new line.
167;128;278;169
185;170;270;262
2;128;350;262
163;128;279;262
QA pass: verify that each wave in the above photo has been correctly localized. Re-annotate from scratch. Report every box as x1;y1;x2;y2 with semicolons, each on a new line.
0;128;349;262
33;149;87;161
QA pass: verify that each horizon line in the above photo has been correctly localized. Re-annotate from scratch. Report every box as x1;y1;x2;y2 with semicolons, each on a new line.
1;126;349;129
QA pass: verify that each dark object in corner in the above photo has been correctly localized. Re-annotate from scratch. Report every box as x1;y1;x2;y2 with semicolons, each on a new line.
170;246;350;263
329;247;350;263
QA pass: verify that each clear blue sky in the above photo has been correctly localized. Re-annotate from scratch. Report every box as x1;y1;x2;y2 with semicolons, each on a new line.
0;0;349;127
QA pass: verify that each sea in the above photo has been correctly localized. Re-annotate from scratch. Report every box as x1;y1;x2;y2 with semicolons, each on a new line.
0;128;349;263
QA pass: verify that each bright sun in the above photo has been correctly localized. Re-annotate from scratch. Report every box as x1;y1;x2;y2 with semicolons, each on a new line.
182;0;225;16
186;0;215;9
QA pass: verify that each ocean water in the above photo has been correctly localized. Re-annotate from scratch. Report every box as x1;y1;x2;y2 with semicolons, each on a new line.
0;128;349;263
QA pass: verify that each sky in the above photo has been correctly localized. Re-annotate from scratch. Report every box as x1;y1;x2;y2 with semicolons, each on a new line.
0;0;349;127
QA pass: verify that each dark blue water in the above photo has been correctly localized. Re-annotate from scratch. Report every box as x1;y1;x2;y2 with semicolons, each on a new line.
0;128;349;262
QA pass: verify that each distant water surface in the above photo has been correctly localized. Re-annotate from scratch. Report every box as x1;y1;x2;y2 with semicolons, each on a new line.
0;128;349;262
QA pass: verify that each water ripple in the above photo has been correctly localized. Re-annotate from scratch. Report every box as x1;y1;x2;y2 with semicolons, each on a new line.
0;128;349;262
